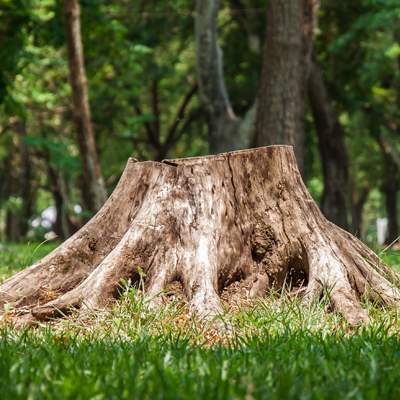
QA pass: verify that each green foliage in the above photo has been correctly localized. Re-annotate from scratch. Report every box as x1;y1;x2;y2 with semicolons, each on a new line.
1;0;400;242
0;0;31;107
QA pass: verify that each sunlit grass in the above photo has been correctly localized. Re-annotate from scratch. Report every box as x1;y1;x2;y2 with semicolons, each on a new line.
0;241;58;282
1;302;400;399
1;242;400;398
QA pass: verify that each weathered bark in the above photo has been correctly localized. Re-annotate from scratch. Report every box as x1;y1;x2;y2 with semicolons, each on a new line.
254;0;319;176
63;0;107;213
195;0;256;153
1;146;399;327
308;49;349;231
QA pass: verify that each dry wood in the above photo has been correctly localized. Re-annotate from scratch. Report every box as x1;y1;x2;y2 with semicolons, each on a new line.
1;146;399;327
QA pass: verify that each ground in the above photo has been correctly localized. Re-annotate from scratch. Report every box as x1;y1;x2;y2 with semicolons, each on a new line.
1;242;400;399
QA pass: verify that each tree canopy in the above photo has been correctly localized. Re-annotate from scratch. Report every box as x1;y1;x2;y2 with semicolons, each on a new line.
1;0;400;245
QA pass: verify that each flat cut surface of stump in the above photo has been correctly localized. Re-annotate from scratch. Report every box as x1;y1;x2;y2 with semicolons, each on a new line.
1;146;400;326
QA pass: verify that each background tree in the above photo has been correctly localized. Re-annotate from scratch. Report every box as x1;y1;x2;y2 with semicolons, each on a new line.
308;49;349;230
62;0;107;213
1;0;400;247
254;0;319;175
195;0;258;153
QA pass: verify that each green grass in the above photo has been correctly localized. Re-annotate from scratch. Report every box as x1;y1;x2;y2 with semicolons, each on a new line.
0;241;58;282
1;242;400;399
1;327;400;399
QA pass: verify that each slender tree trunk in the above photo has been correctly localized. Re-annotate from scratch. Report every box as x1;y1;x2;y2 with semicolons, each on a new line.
63;0;107;213
384;154;398;243
308;49;349;230
350;186;370;238
52;184;67;240
377;137;399;243
227;0;260;53
3;139;23;242
5;211;20;242
195;0;256;153
4;171;21;242
14;120;33;236
0;154;12;242
254;0;318;176
47;166;77;240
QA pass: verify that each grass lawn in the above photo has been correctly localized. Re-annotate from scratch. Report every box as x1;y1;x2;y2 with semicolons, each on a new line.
0;241;58;283
1;242;400;399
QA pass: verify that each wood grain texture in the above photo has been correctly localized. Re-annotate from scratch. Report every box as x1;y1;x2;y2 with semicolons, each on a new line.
2;146;399;326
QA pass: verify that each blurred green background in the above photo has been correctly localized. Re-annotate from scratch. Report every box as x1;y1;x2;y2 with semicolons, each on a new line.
1;0;400;248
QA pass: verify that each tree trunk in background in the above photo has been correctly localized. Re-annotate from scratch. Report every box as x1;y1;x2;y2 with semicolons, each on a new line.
384;154;398;244
63;0;107;213
308;50;349;231
47;165;78;241
15;120;33;237
254;0;318;176
378;137;399;243
4;156;21;242
227;0;260;53
195;0;256;153
5;211;20;242
350;186;370;238
4;147;400;329
2;120;32;241
0;154;11;242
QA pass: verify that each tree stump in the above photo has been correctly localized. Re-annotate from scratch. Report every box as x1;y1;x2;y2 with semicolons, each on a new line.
1;146;399;326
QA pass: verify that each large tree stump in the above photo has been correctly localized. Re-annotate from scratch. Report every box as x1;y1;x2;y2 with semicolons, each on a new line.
1;146;400;326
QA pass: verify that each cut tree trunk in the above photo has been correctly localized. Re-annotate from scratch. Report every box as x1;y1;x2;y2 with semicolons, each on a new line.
1;146;399;327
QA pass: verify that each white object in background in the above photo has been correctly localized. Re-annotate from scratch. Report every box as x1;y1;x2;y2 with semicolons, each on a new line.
44;231;57;240
41;206;57;224
376;218;389;245
41;219;52;228
31;217;41;228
